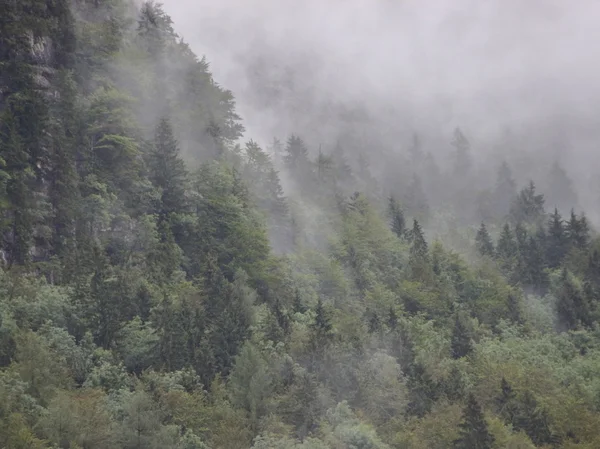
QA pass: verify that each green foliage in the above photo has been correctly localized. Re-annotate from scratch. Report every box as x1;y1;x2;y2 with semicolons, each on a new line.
2;1;600;448
453;394;494;449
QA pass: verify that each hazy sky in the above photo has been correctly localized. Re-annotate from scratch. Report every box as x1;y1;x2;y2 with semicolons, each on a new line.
161;0;600;201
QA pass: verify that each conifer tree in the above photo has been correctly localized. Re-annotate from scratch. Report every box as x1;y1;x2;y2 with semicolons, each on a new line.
510;181;545;225
566;209;590;250
454;393;494;449
387;306;398;331
451;314;473;359
546;208;568;268
283;135;310;172
522;236;549;294
506;293;523;324
556;268;591;330
408;219;431;282
496;223;517;263
495;377;518;424
148;117;188;218
388;196;406;239
475;222;495;257
309;298;334;354
514;391;557;447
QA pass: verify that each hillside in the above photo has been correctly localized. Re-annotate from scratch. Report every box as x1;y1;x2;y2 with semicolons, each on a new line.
2;1;600;449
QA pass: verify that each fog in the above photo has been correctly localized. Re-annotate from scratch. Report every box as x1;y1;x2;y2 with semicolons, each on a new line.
161;0;600;221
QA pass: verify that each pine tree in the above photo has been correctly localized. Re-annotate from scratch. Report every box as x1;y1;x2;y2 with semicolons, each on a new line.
496;223;517;263
475;222;495;257
387;306;398;331
409;219;428;258
388;196;406;239
514;391;556;447
567;209;590;250
510;181;545;225
506;293;523;324
148;117;188;218
522;235;549;294
496;377;517;421
556;268;591;330
283;135;310;172
454;394;495;449
309;298;333;352
451;314;473;359
408;219;431;282
546;208;568;268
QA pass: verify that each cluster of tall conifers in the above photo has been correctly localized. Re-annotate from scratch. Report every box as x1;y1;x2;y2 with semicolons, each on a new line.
3;1;600;449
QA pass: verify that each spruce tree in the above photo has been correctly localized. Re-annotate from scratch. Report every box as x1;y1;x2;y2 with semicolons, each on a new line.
454;393;494;449
496;223;517;263
451;314;473;359
388;196;406;239
148;117;188;218
408;219;431;282
556;268;591;330
495;377;518;424
567;209;590;250
510;181;545;225
475;222;495;257
546;208;568;268
514;391;556;447
310;298;333;350
283;135;310;172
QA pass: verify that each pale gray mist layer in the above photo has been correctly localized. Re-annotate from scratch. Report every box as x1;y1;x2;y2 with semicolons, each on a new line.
161;0;600;217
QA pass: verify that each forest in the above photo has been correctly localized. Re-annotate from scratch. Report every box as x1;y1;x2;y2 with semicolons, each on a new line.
2;1;600;448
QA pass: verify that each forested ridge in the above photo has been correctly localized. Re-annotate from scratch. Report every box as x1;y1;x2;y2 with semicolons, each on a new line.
2;1;600;448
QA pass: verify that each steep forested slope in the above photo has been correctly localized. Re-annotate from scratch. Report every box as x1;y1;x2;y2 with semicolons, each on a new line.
2;2;600;449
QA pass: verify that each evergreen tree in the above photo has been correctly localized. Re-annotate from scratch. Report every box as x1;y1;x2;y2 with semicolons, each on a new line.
148;117;188;218
496;223;517;263
510;181;545;225
475;222;495;257
506;293;523;324
453;393;494;449
546;208;568;268
495;377;518;425
387;306;398;331
513;391;557;447
522;235;549;294
406;361;439;417
408;219;431;282
388;196;406;239
310;298;333;350
451;314;473;359
566;209;590;250
556;268;591;330
283;135;310;173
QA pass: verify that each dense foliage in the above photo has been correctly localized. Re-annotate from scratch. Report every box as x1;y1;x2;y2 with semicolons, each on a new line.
2;1;600;448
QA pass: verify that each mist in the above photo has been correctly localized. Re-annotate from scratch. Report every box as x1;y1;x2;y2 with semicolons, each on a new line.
161;0;600;221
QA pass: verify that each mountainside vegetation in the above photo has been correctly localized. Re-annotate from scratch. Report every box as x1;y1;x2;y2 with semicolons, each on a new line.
2;1;600;448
